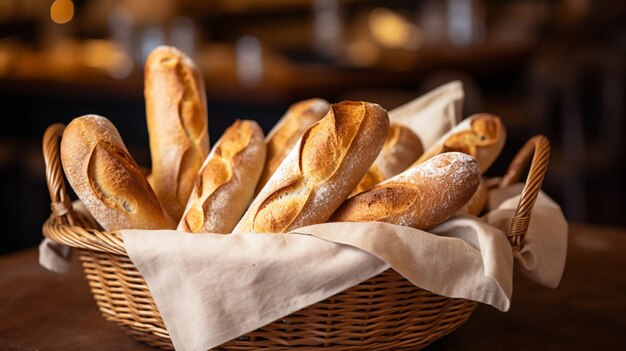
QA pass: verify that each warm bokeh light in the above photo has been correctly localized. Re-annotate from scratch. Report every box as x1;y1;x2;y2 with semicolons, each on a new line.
345;37;379;67
50;0;74;24
83;40;133;79
368;7;423;50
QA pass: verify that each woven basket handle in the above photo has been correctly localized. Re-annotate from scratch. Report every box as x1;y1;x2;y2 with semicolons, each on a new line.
498;135;550;251
42;123;77;226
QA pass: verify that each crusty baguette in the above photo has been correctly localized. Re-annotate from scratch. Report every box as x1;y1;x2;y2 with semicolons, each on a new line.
331;152;480;230
255;98;329;194
414;114;506;174
60;115;174;231
351;123;423;195
459;176;487;216
233;101;390;233
145;45;210;222
178;120;266;234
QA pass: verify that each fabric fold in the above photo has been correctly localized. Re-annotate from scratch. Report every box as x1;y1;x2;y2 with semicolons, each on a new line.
122;230;388;351
389;80;463;149
38;238;73;274
293;218;513;311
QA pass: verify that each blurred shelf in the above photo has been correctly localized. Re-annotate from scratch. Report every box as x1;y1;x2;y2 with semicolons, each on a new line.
0;39;535;103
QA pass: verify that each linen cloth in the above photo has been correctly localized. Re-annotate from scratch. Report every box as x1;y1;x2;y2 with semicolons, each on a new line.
389;80;463;149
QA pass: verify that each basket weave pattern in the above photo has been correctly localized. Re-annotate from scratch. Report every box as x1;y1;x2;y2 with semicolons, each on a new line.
41;123;549;350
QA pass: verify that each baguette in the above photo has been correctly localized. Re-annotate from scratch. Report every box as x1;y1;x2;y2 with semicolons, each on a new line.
331;152;480;230
145;45;210;221
178;120;266;234
352;123;423;195
233;101;390;233
256;98;329;194
414;113;506;174
60;115;174;231
459;176;487;216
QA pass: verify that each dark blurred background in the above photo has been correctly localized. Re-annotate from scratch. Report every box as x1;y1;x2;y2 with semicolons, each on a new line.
1;0;624;254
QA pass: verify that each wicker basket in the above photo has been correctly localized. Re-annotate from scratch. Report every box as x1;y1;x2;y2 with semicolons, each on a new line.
41;123;550;350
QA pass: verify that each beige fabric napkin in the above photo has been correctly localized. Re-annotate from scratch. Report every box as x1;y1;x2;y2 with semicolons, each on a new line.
39;201;93;273
121;219;511;351
38;238;72;274
118;184;567;351
388;80;463;149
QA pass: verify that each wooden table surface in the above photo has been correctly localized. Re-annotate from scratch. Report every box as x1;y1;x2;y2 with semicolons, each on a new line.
1;223;624;350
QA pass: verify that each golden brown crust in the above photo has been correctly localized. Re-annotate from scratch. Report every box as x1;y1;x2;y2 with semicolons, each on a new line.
351;124;423;195
145;45;209;222
256;98;329;194
459;177;488;216
61;115;174;231
234;101;389;233
178;120;266;234
415;114;506;174
181;120;264;232
331;152;480;230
